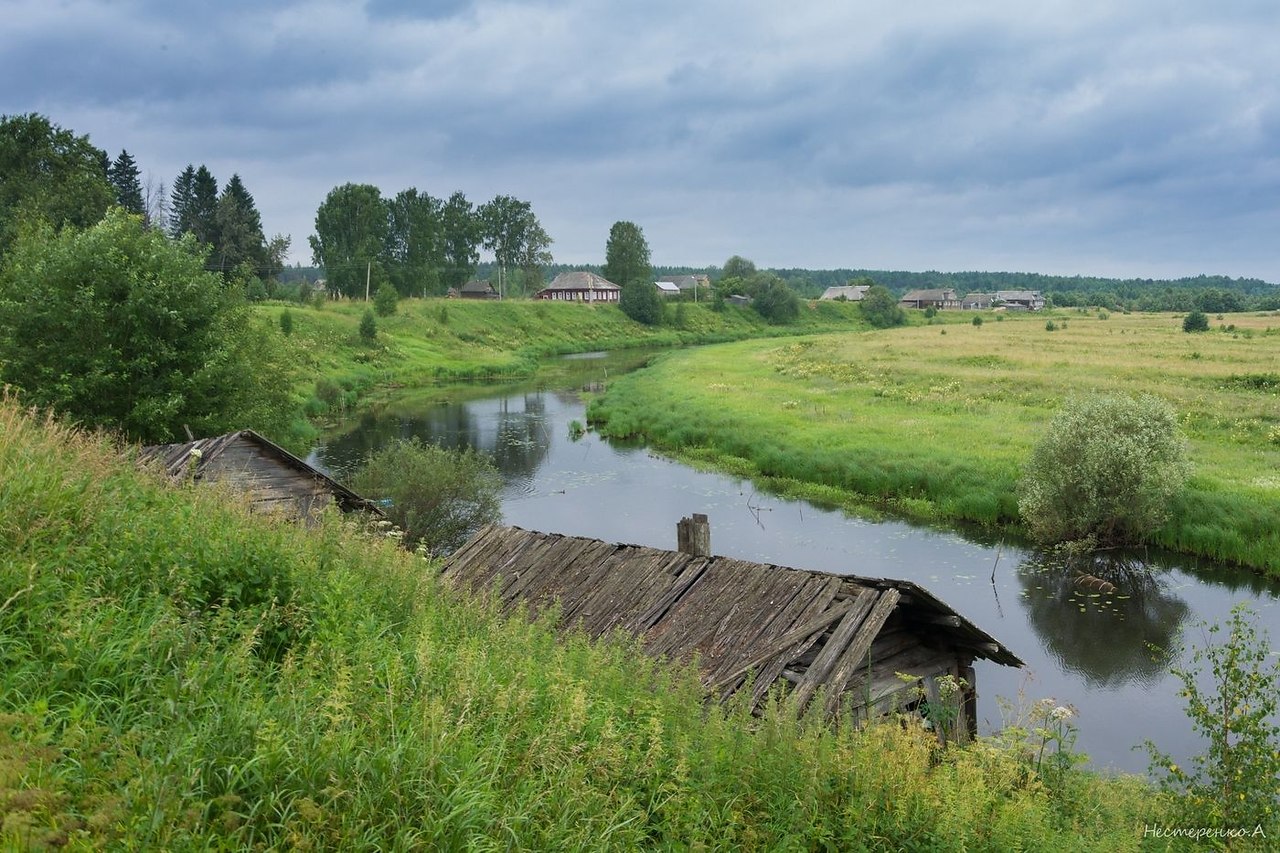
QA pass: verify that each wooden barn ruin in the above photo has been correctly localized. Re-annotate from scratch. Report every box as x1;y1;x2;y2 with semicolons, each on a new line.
138;430;379;521
442;517;1022;739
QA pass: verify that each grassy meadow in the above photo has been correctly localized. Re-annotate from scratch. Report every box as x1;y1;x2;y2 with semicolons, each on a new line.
0;395;1177;850
256;296;874;436
588;310;1280;574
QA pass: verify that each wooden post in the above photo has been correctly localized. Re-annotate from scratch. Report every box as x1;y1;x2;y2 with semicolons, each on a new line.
677;513;711;557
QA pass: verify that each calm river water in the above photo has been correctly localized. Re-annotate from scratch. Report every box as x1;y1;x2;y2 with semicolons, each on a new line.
308;349;1280;774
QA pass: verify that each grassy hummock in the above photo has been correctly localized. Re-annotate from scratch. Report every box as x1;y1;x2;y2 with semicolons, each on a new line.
588;310;1280;574
0;397;1166;849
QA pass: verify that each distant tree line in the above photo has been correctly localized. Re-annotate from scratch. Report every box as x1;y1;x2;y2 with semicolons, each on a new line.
309;185;552;300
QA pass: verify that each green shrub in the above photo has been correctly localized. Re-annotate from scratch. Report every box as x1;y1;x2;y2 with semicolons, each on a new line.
374;283;398;317
359;309;377;342
859;285;905;328
752;280;801;324
1145;605;1280;833
1183;310;1209;332
1017;394;1192;546
351;437;503;555
279;309;293;336
1045;320;1058;331
971;315;983;326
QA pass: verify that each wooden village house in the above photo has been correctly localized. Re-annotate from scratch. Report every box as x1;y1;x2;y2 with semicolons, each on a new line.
819;285;870;301
442;517;1022;738
137;430;380;522
535;271;622;303
898;288;961;310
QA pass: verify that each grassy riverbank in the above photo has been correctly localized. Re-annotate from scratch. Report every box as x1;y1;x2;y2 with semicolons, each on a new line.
258;296;874;440
0;396;1178;849
588;310;1280;575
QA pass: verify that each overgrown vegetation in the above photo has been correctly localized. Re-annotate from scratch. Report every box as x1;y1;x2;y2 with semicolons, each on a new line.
1;397;1175;849
351;437;503;555
1017;394;1192;547
588;311;1280;573
1146;605;1280;836
0;208;294;444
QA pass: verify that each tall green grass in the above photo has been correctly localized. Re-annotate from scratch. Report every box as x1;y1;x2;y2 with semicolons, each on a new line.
0;398;1167;848
588;312;1280;574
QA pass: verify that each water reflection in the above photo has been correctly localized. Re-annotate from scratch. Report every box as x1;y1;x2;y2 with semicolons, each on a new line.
1017;553;1188;689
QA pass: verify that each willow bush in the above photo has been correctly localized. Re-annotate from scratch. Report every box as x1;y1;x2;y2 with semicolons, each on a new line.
1017;394;1192;546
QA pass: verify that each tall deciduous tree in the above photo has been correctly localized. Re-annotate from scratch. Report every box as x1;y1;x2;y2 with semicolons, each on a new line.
478;195;551;298
0;113;114;259
108;149;144;215
517;220;553;295
721;255;757;281
310;183;389;299
387;188;444;296
606;221;661;325
0;208;293;443
440;191;481;291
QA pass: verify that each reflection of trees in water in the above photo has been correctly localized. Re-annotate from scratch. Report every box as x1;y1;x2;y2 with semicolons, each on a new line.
1016;552;1190;689
312;393;551;485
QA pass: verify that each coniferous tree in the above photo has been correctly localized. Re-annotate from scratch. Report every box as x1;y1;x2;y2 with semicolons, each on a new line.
108;149;144;215
213;174;267;274
169;165;196;238
188;165;220;249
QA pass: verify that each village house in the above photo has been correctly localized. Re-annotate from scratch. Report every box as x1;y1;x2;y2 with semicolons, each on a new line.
657;274;712;299
962;292;995;310
442;518;1022;739
535;271;622;302
655;281;682;298
457;279;499;299
819;285;871;301
899;288;961;310
995;290;1046;311
137;430;380;522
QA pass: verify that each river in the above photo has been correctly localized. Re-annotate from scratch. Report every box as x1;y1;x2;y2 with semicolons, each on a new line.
308;349;1280;775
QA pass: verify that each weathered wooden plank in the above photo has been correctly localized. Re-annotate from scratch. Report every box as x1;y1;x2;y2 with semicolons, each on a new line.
822;588;903;718
703;581;852;695
641;559;756;658
700;570;824;689
624;555;711;632
790;588;880;716
747;575;845;707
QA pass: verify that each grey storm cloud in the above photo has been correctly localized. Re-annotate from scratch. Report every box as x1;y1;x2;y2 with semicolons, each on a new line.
2;0;1278;279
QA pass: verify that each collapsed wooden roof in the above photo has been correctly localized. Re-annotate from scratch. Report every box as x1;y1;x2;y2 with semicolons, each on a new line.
442;524;1021;720
138;430;379;516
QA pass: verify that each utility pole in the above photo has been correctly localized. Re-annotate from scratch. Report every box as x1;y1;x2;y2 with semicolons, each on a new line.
365;261;371;301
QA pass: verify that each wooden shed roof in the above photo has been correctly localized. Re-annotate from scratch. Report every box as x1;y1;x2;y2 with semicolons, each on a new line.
442;525;1021;718
137;430;379;515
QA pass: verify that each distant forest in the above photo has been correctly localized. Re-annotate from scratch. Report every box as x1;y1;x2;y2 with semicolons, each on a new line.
284;261;1279;312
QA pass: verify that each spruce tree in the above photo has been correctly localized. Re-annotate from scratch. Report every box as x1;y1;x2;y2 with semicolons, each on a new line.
189;165;220;249
108;149;144;215
213;174;266;274
169;165;196;238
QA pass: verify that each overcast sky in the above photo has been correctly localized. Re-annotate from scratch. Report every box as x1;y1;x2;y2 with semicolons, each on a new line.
4;1;1278;281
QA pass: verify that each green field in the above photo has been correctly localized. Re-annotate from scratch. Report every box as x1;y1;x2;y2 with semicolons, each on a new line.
255;296;878;450
1;395;1171;849
588;310;1280;574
